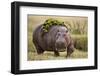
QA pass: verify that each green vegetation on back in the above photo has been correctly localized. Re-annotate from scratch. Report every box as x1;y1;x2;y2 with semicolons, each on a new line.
42;18;65;32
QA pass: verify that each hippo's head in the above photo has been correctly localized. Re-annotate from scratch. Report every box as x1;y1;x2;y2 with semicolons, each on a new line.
55;26;70;51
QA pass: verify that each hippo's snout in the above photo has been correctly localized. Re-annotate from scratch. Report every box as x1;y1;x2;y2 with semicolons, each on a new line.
55;39;66;50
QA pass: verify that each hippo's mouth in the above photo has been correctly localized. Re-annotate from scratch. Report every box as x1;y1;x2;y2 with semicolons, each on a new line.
55;45;66;52
55;41;67;52
56;43;66;49
56;48;66;52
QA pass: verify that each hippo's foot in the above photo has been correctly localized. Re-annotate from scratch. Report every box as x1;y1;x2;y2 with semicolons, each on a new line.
54;51;60;57
66;55;70;58
37;49;45;55
66;51;73;58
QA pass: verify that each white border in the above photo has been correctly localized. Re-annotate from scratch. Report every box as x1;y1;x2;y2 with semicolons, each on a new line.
20;6;95;70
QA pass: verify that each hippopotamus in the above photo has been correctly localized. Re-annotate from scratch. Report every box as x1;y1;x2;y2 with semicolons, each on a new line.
32;25;74;57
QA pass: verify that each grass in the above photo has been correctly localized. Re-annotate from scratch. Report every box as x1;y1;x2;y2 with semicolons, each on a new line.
72;35;88;51
28;49;88;61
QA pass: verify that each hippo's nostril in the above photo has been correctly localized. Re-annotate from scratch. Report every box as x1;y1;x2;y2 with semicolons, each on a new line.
56;42;66;49
60;42;63;45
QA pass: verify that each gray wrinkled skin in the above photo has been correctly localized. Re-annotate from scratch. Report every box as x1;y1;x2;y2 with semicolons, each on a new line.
32;25;74;57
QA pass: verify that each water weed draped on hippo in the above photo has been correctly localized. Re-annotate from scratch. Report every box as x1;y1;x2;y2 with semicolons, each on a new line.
32;19;74;58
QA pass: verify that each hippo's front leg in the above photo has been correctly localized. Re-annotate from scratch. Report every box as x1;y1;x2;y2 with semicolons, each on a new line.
54;48;60;57
54;51;60;57
66;44;74;58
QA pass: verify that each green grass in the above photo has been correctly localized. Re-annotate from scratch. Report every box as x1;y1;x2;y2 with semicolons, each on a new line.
72;35;88;51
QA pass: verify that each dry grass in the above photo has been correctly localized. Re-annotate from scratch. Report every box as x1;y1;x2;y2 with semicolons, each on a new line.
28;49;88;61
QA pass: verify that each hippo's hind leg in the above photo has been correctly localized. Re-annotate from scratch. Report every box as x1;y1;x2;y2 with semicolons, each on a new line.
34;43;44;55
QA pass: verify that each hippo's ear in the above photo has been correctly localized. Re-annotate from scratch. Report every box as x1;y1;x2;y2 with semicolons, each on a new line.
66;26;71;32
65;24;71;32
68;28;71;32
